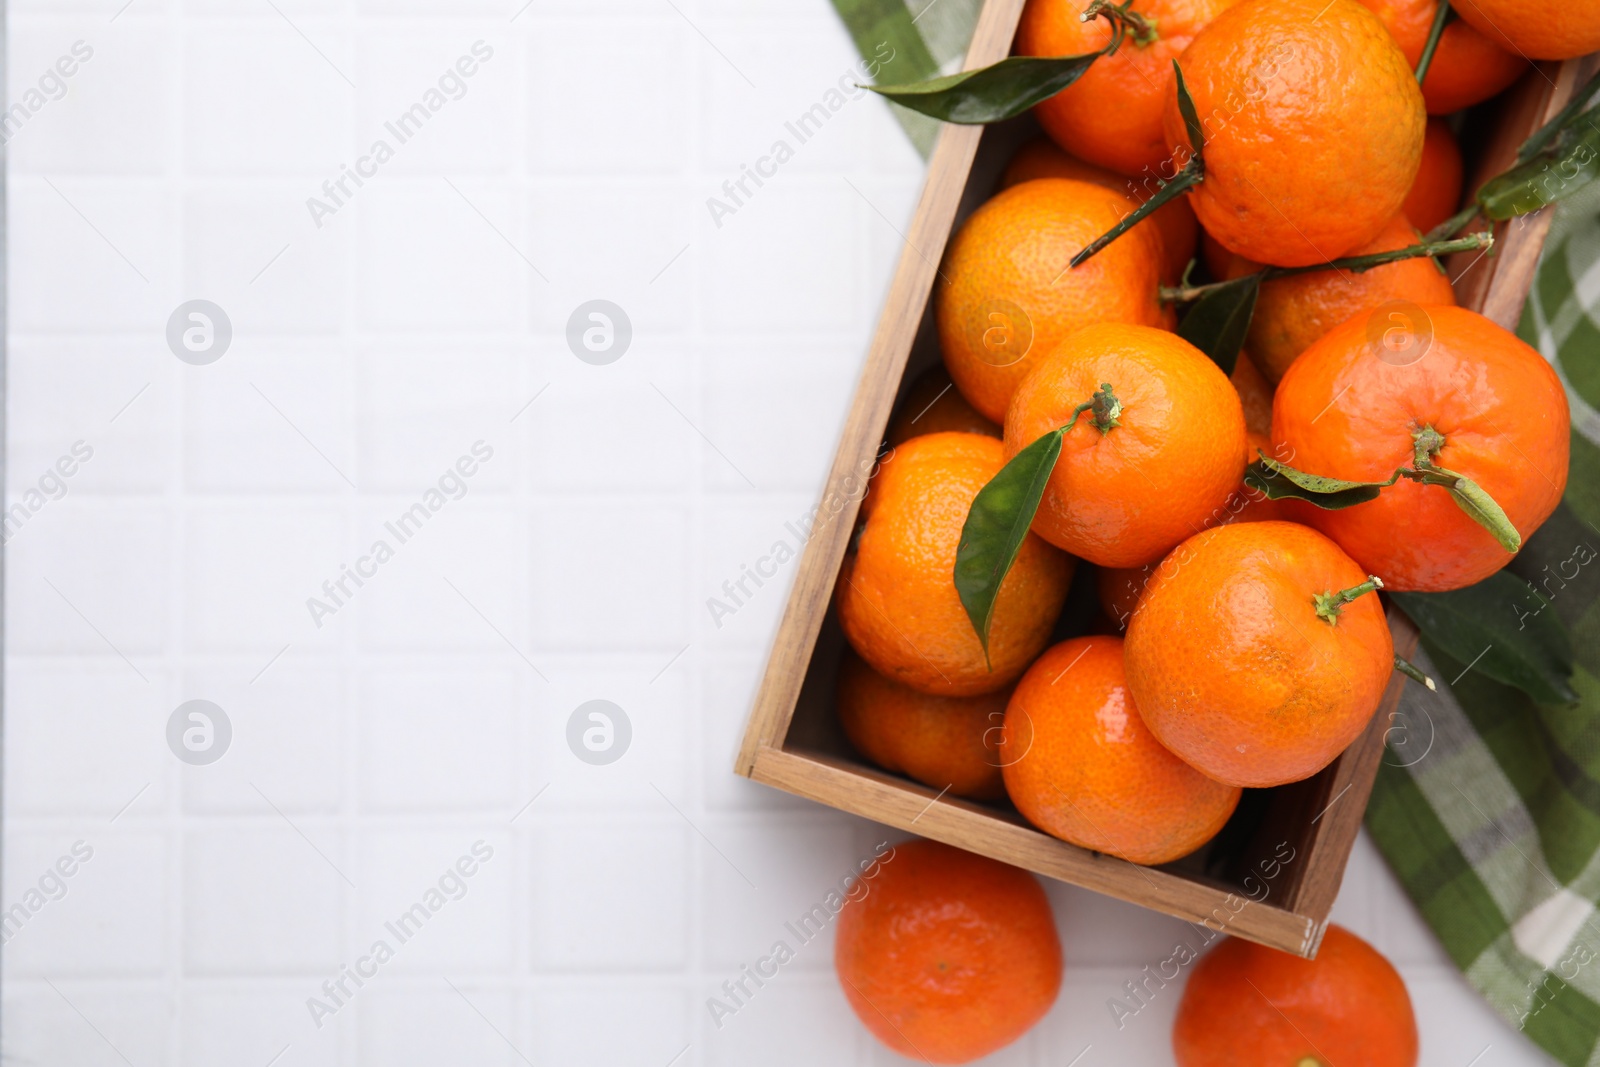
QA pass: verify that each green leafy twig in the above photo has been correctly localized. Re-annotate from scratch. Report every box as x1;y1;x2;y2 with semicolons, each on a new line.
953;385;1121;651
862;0;1148;124
1160;231;1493;304
1244;430;1523;553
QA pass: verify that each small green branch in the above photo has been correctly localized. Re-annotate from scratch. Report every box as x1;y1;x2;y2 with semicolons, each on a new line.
1072;158;1203;270
1161;231;1492;304
1415;0;1452;84
1393;654;1437;691
1314;575;1385;625
1425;204;1482;242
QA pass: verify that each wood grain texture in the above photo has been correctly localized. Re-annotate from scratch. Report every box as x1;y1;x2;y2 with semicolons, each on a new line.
1449;57;1600;326
735;1;1589;957
750;746;1323;955
733;0;1030;777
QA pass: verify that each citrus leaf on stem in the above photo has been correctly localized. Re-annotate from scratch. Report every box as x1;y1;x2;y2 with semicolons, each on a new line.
865;54;1106;124
1242;454;1398;508
954;429;1064;655
1176;272;1259;374
1439;470;1522;552
1389;571;1577;704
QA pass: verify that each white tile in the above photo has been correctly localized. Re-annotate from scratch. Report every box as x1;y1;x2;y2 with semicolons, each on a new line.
184;826;346;972
526;349;693;493
6;500;167;657
354;180;529;331
700;346;854;492
700;821;860;971
529;503;690;651
184;27;352;174
534;982;690;1067
702;657;810;814
698;182;862;335
697;497;811;650
179;663;345;814
704;975;859;1067
354;830;514;972
3;833;166;975
531;822;689;970
528;185;696;335
352;503;525;653
7;29;170;175
1407;967;1549;1067
5;664;167;816
184;189;346;334
184;504;346;652
355;34;515;173
527;23;691;175
0;982;170;1067
183;984;341;1067
356;348;517;493
531;659;690;809
6;340;174;497
1051;882;1200;970
9;179;177;333
358;985;523;1067
183;344;354;493
359;669;518;810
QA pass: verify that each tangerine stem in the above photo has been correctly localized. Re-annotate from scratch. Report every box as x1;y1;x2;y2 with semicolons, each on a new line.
1062;382;1123;434
1313;575;1385;625
1160;232;1492;303
1083;0;1159;46
1070;157;1203;270
1394;654;1437;690
1415;0;1451;84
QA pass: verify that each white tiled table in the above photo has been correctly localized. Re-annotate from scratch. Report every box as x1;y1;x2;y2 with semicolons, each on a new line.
0;1;1554;1063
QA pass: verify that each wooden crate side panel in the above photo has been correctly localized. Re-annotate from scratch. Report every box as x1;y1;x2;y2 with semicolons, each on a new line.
751;746;1323;956
735;0;1029;775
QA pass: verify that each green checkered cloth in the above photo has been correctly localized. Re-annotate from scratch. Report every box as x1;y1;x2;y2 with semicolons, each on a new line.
833;3;1600;1061
1366;181;1600;1067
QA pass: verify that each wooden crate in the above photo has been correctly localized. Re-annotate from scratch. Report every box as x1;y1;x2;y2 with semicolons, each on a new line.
735;0;1599;958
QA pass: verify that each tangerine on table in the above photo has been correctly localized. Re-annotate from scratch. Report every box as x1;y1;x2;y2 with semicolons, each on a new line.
835;839;1062;1064
837;432;1074;696
1125;521;1394;788
1357;0;1526;113
1231;212;1457;383
1016;0;1241;178
1003;323;1246;568
1272;304;1570;591
836;649;1008;801
937;178;1166;423
1450;0;1600;60
1162;0;1425;267
885;363;1001;447
1001;137;1198;285
999;636;1241;865
1401;119;1464;234
1174;925;1419;1067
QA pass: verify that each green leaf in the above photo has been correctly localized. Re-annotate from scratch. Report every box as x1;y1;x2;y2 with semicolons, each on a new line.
954;429;1064;653
1242;454;1398;509
1389;571;1577;705
1177;272;1259;374
1478;115;1600;221
1174;62;1204;155
866;53;1105;124
1442;471;1522;552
